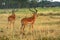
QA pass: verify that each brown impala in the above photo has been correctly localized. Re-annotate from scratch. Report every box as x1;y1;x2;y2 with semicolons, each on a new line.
8;10;16;27
20;8;38;33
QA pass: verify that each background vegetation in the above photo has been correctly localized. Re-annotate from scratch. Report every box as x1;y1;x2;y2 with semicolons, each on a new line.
0;0;60;9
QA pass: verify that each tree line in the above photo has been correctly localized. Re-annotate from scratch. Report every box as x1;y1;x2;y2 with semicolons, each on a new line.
0;0;60;9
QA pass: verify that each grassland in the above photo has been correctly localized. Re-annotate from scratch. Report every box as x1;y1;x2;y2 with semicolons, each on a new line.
0;7;60;40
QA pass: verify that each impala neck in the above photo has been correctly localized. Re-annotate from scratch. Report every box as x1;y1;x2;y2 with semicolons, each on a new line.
12;12;15;17
32;13;37;20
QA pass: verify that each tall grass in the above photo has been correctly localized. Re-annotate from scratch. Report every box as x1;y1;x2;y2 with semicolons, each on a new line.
0;7;60;40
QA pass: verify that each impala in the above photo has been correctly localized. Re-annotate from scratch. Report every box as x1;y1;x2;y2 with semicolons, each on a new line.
8;10;16;28
20;8;38;33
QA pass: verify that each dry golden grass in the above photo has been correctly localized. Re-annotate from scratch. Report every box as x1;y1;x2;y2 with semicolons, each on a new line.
0;12;60;40
0;7;60;40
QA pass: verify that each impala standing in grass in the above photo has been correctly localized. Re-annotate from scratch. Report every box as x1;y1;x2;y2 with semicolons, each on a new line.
8;10;16;28
20;8;38;33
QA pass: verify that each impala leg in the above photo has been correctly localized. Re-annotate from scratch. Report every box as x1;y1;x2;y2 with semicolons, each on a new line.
20;24;25;33
23;25;25;32
13;21;15;27
7;21;11;29
9;21;11;28
12;21;14;31
22;25;25;33
31;24;34;32
7;21;10;28
22;25;25;35
20;23;23;31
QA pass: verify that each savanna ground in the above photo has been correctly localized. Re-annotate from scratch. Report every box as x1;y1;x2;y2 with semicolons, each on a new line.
0;7;60;40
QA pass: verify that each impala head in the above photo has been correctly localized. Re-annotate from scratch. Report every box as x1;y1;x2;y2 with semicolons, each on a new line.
12;9;15;16
29;8;38;17
12;9;15;14
33;8;38;14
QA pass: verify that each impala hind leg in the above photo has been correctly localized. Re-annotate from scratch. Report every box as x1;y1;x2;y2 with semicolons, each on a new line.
13;21;15;27
20;24;25;33
20;23;23;31
7;21;12;31
20;24;25;35
31;24;34;32
9;22;12;27
8;21;11;28
7;21;9;28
